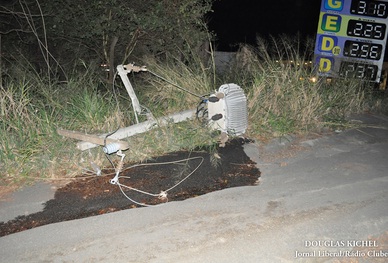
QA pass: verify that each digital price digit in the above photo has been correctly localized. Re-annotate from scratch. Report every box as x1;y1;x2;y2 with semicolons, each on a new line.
347;20;386;40
350;0;388;18
339;61;378;80
343;40;383;60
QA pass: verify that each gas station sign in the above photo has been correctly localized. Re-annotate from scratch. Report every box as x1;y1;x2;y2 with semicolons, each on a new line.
314;0;388;82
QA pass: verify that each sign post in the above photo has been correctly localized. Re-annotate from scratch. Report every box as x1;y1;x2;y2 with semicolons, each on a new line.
314;0;388;83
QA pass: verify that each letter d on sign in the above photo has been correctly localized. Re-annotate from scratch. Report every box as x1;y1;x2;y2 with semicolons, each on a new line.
319;35;338;52
318;58;332;72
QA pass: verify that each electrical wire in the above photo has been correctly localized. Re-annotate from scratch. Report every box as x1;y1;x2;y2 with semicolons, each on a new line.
195;99;209;120
147;69;205;99
99;64;208;206
114;156;204;207
103;69;128;169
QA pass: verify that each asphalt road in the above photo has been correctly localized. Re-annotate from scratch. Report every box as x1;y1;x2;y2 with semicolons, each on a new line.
1;113;388;263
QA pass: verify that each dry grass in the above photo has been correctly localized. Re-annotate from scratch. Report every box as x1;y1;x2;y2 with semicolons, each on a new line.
138;56;214;115
230;37;372;139
0;54;218;184
0;36;384;186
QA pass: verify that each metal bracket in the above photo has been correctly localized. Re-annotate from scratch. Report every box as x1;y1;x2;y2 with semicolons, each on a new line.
116;64;148;123
109;150;126;185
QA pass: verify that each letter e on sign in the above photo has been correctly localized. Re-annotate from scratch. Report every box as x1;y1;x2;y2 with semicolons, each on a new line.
321;14;342;32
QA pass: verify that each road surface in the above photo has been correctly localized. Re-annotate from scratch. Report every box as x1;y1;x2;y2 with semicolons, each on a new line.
1;113;388;262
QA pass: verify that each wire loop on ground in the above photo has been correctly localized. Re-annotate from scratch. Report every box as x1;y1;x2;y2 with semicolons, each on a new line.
114;156;204;207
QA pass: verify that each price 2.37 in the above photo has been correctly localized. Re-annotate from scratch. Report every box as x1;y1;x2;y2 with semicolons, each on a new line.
339;61;378;80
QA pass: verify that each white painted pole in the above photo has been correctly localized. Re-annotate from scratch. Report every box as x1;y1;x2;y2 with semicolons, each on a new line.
76;109;195;151
116;64;142;123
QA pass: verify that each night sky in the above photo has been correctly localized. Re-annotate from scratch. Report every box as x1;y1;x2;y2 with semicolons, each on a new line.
208;0;322;51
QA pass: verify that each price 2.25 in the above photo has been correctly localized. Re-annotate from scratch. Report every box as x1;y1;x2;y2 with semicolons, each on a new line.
347;20;386;40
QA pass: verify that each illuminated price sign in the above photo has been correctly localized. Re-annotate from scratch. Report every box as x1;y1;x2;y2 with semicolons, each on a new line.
343;40;383;60
347;20;386;39
314;0;388;82
350;0;388;18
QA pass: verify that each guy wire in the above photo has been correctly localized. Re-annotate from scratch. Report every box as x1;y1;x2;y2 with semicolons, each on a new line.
104;70;122;169
147;69;203;99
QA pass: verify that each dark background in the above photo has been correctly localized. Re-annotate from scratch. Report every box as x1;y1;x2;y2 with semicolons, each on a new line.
207;0;388;60
207;0;322;51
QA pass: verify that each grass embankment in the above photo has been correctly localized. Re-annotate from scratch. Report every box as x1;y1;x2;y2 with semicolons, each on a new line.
0;37;386;185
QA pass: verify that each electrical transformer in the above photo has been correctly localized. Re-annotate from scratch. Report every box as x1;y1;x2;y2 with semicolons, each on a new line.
207;83;248;136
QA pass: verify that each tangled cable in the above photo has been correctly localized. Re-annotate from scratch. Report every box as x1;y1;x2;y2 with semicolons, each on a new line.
113;156;204;207
98;64;208;207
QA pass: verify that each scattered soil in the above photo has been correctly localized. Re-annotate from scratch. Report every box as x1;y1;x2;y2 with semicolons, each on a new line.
0;139;260;237
0;185;19;202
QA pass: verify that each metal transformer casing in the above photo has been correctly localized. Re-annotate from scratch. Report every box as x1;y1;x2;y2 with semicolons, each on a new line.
208;83;248;136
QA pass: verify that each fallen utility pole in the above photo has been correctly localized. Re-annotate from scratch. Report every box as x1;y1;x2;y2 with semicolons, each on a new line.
74;109;195;151
57;63;197;151
57;129;130;151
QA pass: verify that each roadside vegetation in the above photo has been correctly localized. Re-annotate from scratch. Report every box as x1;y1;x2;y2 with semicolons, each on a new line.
2;36;386;185
231;36;386;139
1;1;387;186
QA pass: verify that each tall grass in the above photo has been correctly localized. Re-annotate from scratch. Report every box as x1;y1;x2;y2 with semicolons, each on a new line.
0;65;125;181
0;56;218;183
230;36;373;139
1;80;50;179
138;55;214;116
0;36;384;184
